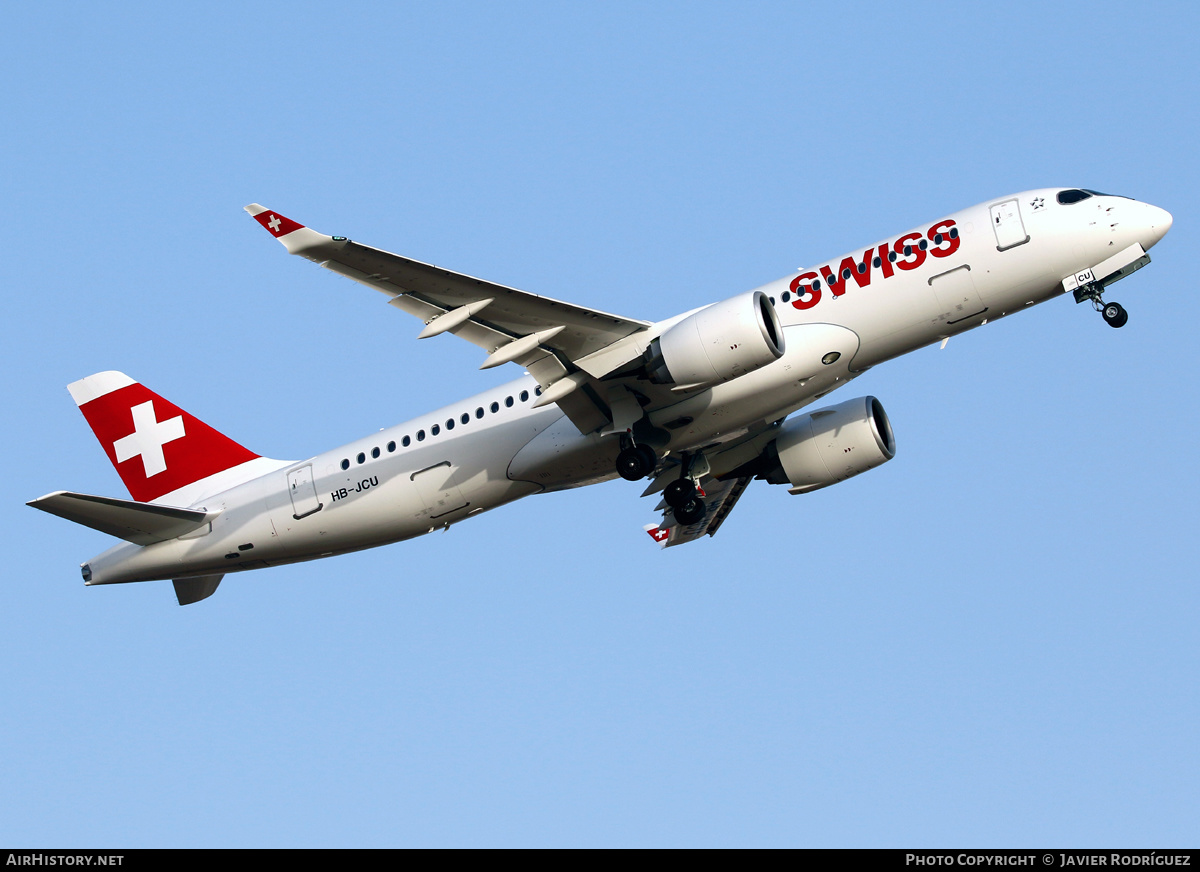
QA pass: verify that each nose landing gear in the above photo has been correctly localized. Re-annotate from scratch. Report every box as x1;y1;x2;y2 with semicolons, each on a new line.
1102;301;1129;328
1074;280;1128;329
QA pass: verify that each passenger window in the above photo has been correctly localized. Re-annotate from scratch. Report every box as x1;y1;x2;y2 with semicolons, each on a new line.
520;390;529;402
372;447;380;458
445;419;454;430
461;412;470;424
402;435;411;447
356;452;365;464
387;441;396;452
505;396;514;407
432;424;440;436
476;407;484;419
490;402;500;413
341;459;350;470
417;430;425;442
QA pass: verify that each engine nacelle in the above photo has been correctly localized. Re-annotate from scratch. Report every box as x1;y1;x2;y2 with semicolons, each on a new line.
646;291;784;389
763;396;896;494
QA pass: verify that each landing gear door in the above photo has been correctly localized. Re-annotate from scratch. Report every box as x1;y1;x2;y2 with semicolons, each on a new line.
411;462;469;520
288;464;323;520
990;198;1029;251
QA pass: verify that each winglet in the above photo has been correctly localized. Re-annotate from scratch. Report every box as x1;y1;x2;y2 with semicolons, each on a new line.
644;523;670;547
244;204;335;256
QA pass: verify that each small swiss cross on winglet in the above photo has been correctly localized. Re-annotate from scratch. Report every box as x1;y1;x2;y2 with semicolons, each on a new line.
644;523;670;546
244;204;304;237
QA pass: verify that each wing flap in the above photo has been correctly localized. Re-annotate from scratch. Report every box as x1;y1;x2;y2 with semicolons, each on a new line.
28;491;216;546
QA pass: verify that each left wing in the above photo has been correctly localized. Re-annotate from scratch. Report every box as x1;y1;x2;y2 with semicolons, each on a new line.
246;205;653;433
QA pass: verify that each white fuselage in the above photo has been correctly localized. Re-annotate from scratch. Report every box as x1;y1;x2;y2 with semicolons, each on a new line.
84;189;1171;586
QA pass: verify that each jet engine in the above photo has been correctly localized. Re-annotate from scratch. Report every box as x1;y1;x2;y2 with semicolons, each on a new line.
761;396;896;493
645;291;784;389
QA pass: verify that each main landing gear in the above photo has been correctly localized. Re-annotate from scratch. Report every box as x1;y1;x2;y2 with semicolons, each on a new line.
614;438;708;525
1074;281;1128;329
616;436;657;481
662;457;706;526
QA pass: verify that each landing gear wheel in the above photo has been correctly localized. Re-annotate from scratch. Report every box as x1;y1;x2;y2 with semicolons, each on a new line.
636;444;657;473
616;444;658;481
1102;301;1128;328
674;497;706;525
663;478;697;509
616;447;647;481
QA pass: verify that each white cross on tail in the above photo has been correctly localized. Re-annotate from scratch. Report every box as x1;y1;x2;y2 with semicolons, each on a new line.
112;401;185;478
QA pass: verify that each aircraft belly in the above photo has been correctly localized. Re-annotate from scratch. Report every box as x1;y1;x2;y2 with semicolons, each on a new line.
507;415;618;489
86;500;280;585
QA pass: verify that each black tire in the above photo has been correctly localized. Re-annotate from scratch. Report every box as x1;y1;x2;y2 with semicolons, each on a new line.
674;497;706;525
616;447;649;481
1102;302;1128;328
663;478;696;509
636;443;658;473
617;445;657;481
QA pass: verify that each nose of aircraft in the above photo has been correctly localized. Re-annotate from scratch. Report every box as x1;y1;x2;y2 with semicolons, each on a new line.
1140;202;1173;249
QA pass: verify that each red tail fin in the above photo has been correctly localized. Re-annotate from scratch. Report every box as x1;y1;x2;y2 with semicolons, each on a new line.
68;372;260;503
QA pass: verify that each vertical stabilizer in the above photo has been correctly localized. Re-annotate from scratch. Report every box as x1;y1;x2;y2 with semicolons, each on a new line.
68;371;279;505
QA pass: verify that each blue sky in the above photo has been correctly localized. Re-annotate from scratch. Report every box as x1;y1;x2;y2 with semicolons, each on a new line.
2;1;1197;847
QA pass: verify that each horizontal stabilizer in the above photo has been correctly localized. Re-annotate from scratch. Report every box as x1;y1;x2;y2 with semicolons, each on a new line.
27;491;216;546
173;575;223;606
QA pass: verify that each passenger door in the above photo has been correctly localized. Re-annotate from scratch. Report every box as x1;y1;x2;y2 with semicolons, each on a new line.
989;198;1029;251
287;465;323;519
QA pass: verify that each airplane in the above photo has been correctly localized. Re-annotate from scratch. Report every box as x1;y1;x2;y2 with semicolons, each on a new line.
28;188;1172;605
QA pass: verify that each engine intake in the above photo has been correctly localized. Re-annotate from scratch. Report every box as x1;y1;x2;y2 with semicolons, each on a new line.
646;291;784;389
763;396;895;493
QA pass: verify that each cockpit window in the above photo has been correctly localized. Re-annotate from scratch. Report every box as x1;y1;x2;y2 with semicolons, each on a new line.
1057;188;1118;205
1057;189;1093;204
